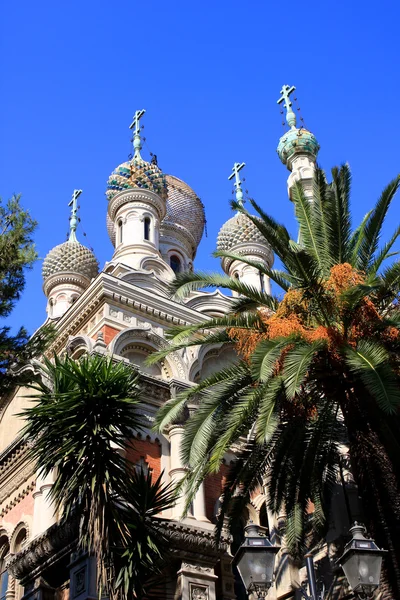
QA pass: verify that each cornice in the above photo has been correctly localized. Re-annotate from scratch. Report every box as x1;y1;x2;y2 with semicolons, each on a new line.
43;272;90;297
47;272;211;354
108;189;166;222
8;515;230;582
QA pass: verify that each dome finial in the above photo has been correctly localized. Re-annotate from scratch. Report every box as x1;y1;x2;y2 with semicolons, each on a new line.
228;162;246;207
277;84;297;129
68;189;82;242
129;109;146;159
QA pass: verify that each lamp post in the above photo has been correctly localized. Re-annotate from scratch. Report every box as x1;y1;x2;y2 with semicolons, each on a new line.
338;522;387;599
233;522;280;598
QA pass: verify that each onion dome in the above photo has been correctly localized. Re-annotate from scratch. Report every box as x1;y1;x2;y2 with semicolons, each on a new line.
161;175;205;247
42;241;99;282
276;85;319;167
107;174;205;252
42;191;99;321
216;162;273;276
106;157;167;203
277;127;319;166
216;212;264;252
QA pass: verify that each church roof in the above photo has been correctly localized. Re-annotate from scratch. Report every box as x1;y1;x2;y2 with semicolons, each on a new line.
42;240;99;282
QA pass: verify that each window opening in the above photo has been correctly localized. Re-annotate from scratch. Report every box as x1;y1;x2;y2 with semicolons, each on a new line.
144;217;151;241
0;544;9;600
259;271;265;293
170;255;181;274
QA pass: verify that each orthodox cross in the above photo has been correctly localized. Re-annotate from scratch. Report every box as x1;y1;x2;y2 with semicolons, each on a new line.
68;189;82;242
277;84;297;128
228;162;246;206
129;109;146;159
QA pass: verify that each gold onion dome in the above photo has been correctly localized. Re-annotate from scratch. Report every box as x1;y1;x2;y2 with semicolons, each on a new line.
42;241;99;282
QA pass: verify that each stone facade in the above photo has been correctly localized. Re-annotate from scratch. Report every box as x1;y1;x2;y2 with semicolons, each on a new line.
0;109;356;600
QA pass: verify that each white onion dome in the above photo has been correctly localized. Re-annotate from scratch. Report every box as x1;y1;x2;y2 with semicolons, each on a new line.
277;127;319;167
106;157;168;203
42;240;99;294
217;212;265;251
217;212;273;273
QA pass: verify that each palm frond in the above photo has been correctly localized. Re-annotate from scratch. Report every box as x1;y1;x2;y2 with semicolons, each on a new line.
168;270;279;310
329;164;352;264
343;340;400;414
357;175;400;272
282;340;326;399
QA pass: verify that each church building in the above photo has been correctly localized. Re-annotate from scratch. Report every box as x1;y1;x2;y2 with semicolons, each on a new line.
0;88;356;600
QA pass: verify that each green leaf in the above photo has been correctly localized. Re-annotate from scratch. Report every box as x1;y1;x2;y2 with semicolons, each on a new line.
344;340;400;414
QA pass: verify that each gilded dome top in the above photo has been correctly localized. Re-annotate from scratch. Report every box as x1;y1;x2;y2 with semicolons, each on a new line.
277;127;319;166
217;212;265;252
42;241;99;282
106;157;168;202
161;175;205;246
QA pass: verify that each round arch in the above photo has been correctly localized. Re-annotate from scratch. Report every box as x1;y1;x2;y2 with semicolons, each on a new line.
109;326;187;381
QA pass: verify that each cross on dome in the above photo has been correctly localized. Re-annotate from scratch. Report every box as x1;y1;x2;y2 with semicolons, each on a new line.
68;189;82;242
228;162;246;207
277;84;297;129
129;109;146;159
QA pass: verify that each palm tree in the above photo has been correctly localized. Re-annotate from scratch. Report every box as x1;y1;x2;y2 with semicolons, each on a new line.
20;354;175;599
150;165;400;597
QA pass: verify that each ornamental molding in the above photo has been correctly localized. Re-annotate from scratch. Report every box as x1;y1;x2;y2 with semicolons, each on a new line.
8;516;229;583
109;327;186;380
181;562;215;575
43;272;90;297
44;273;211;355
160;222;197;255
221;242;274;272
7;516;79;583
108;189;166;222
0;478;35;517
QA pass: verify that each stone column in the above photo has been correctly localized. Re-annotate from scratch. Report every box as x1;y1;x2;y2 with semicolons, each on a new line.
193;482;209;522
168;425;187;519
32;470;57;538
177;562;218;600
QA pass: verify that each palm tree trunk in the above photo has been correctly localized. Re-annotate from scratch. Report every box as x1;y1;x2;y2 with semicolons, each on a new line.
341;393;400;599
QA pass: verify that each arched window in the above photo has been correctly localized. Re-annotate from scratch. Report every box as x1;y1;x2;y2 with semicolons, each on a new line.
118;220;123;244
0;542;9;600
170;255;181;274
144;217;151;241
13;529;26;600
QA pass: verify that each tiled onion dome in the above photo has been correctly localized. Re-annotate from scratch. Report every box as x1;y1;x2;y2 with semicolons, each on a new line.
106;174;206;249
162;175;205;246
106;158;168;202
42;241;99;282
217;213;265;252
277;127;319;166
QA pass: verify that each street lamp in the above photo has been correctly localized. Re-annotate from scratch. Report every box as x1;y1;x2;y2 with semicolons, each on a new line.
234;522;280;598
338;522;387;599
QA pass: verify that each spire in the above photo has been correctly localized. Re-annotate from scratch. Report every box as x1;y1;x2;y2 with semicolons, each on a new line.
277;84;297;129
129;109;146;160
68;189;82;242
228;162;246;207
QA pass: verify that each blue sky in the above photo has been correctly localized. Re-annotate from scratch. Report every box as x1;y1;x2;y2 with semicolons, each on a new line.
1;0;399;334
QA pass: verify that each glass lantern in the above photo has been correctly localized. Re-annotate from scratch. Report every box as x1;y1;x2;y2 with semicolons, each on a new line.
338;523;387;598
234;522;280;598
